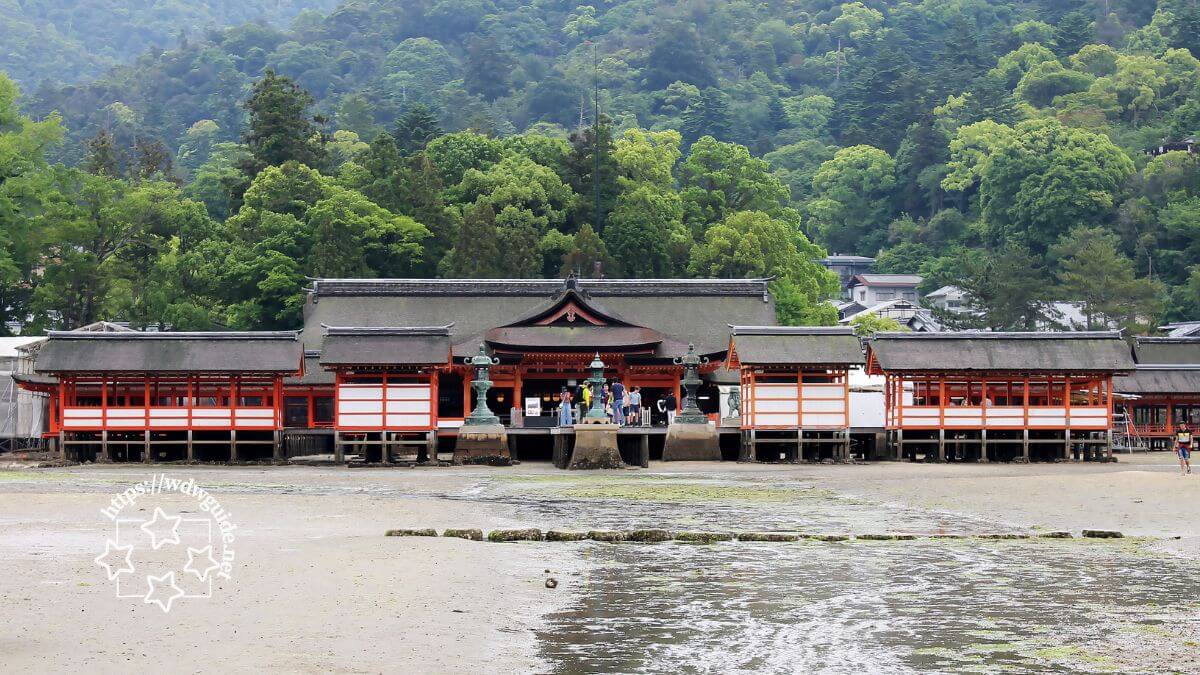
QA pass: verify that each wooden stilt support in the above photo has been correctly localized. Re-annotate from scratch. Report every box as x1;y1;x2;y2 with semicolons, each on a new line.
58;430;65;461
273;430;283;462
427;431;438;464
937;429;946;463
230;429;238;464
794;429;802;463
143;429;151;463
1063;429;1071;461
1022;428;1030;463
895;429;904;461
101;430;109;463
552;432;564;469
334;431;344;463
381;432;392;464
980;428;989;463
639;433;649;468
506;434;517;463
1106;429;1113;462
187;429;194;463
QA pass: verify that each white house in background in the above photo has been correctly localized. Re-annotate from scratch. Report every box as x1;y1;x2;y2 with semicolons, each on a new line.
925;285;968;313
838;299;941;332
846;274;922;307
923;285;1117;331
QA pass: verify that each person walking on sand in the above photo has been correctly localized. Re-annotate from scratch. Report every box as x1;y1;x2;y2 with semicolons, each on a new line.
1177;423;1193;475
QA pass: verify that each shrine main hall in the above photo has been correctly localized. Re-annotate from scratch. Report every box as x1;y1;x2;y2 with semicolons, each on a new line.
20;275;1185;465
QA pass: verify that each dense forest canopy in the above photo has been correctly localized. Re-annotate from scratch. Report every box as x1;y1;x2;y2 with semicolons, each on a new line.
0;0;1198;334
0;0;337;87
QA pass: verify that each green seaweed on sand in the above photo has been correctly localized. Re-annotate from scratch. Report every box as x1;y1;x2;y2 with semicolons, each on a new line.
558;482;828;503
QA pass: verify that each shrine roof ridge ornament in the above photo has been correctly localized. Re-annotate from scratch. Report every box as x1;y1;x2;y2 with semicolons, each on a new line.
729;325;855;336
45;331;300;341
321;324;453;337
307;277;774;299
871;331;1126;341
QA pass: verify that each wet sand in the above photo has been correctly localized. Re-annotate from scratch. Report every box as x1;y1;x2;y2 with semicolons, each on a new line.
0;453;1195;673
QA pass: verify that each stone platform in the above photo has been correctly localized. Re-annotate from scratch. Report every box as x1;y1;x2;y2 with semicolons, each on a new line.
453;424;511;465
567;424;624;470
662;422;721;461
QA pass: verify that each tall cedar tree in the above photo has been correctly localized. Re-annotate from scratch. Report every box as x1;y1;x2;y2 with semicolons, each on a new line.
394;104;443;155
464;35;515;101
681;88;732;143
240;70;327;179
566;117;620;231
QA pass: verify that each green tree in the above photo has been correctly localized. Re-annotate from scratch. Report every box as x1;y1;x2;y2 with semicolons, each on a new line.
679;136;791;226
849;313;905;337
979;119;1134;253
688;210;837;324
807;145;897;254
681;88;732;142
393;104;443;155
1053;227;1164;332
947;244;1053;331
240;69;327;178
561;223;611;276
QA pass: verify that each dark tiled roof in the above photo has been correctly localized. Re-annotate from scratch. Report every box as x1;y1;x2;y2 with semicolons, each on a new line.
35;332;302;374
485;326;664;351
319;326;451;367
1114;367;1200;394
869;332;1134;372
729;326;864;365
1134;338;1200;365
285;356;335;386
303;279;777;355
310;278;773;298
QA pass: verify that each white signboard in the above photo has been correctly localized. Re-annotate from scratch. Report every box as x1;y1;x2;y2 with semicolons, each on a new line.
525;397;542;416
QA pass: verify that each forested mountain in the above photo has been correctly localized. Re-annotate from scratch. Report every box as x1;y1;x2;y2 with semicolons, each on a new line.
0;0;336;86
1;0;1199;335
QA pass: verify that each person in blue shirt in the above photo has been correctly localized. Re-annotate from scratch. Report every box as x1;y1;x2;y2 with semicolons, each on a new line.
611;380;626;426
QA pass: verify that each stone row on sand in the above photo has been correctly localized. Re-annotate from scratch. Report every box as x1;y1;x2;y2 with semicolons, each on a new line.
386;528;1128;542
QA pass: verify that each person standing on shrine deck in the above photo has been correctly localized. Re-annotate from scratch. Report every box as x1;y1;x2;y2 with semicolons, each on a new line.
558;388;573;427
611;380;626;425
660;392;678;425
1177;423;1192;476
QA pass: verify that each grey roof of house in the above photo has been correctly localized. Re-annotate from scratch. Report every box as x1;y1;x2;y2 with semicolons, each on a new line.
849;274;922;287
868;332;1134;373
35;332;302;374
1133;338;1200;365
1114;367;1200;395
728;326;865;365
303;278;777;355
318;326;451;367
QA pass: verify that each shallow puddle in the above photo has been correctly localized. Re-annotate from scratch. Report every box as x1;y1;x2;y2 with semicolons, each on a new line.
537;540;1196;674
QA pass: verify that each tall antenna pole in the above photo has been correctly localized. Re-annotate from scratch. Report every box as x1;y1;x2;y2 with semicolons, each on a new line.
593;42;602;235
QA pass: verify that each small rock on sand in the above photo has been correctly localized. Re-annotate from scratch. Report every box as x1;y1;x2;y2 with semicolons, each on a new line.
385;528;438;537
487;528;543;542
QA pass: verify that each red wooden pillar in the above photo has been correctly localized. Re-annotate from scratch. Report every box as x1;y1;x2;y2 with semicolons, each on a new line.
462;370;471;417
230;376;240;428
430;369;440;427
273;376;283;429
144;377;151;429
